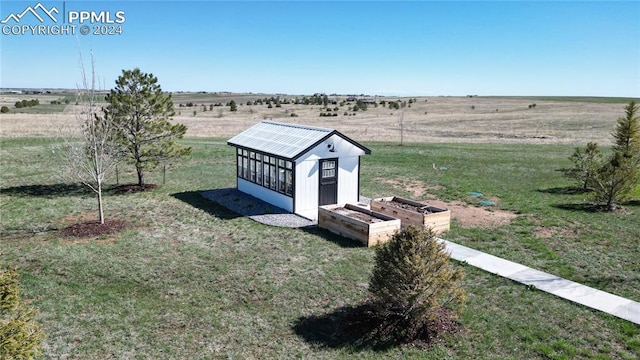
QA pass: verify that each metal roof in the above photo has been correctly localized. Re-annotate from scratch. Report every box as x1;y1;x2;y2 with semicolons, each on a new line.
227;121;370;159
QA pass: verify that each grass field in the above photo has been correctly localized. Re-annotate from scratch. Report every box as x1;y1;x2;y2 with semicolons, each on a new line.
3;94;639;144
1;135;639;359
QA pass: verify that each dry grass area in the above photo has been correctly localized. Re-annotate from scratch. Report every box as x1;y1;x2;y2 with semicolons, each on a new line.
1;93;634;145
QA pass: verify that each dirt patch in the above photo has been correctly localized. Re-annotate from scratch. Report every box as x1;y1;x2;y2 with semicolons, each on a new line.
59;219;129;239
333;207;384;223
374;179;517;227
534;222;582;239
378;178;443;198
420;199;517;228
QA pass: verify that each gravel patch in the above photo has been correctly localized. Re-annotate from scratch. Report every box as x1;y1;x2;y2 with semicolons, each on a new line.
201;188;317;228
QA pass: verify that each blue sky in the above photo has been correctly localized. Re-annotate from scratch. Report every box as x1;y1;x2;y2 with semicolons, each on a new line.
1;1;639;96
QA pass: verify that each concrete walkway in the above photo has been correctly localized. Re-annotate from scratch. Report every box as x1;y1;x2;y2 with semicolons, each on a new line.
439;238;640;325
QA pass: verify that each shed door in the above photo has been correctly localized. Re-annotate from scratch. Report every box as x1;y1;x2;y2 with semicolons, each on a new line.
319;159;338;206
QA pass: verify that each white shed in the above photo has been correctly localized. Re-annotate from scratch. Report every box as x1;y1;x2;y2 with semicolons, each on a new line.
227;121;371;220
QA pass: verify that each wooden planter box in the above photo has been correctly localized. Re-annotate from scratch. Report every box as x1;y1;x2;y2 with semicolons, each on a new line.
370;196;451;234
318;203;401;247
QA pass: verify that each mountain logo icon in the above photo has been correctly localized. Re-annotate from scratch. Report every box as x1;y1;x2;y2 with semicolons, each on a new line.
1;2;59;24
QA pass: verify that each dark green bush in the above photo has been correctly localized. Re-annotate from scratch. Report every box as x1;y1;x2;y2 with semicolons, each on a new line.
368;226;466;341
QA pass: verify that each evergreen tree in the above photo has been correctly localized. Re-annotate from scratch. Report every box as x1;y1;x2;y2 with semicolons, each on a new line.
593;101;640;210
1;264;45;359
564;142;602;190
106;68;191;187
612;101;640;159
229;100;237;112
591;152;638;211
368;226;465;340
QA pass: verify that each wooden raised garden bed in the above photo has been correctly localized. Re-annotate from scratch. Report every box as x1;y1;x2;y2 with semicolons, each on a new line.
318;203;401;247
370;196;451;234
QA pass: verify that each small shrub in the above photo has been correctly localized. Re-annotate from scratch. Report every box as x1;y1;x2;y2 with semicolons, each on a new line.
1;106;9;113
290;113;298;117
368;226;466;342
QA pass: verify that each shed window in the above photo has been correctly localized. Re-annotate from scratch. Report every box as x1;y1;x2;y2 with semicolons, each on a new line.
269;164;277;190
235;147;293;197
263;156;270;186
322;160;336;178
256;155;263;185
278;160;286;193
285;161;293;195
242;157;248;179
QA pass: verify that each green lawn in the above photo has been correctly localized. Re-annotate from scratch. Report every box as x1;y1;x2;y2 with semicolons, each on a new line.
6;104;69;114
1;137;639;359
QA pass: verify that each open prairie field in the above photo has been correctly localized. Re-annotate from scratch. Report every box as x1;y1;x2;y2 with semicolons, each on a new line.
2;93;638;144
1;95;639;358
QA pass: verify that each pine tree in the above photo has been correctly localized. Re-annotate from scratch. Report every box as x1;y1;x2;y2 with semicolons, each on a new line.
1;264;45;359
564;142;602;191
106;68;191;187
368;226;465;340
589;101;640;210
613;101;640;156
591;150;639;211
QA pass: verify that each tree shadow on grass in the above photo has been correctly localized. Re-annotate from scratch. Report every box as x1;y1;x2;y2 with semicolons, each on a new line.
171;190;242;220
552;203;637;214
107;183;159;195
624;200;640;207
552;203;608;213
537;186;591;195
0;183;90;198
583;275;640;291
293;303;460;352
292;303;397;352
301;226;363;249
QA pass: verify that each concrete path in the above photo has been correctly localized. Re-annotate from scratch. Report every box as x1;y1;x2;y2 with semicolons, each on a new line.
439;238;640;325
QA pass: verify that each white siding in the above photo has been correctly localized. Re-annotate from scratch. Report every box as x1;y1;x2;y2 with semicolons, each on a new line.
238;179;293;212
293;134;366;220
293;160;319;220
337;156;360;204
